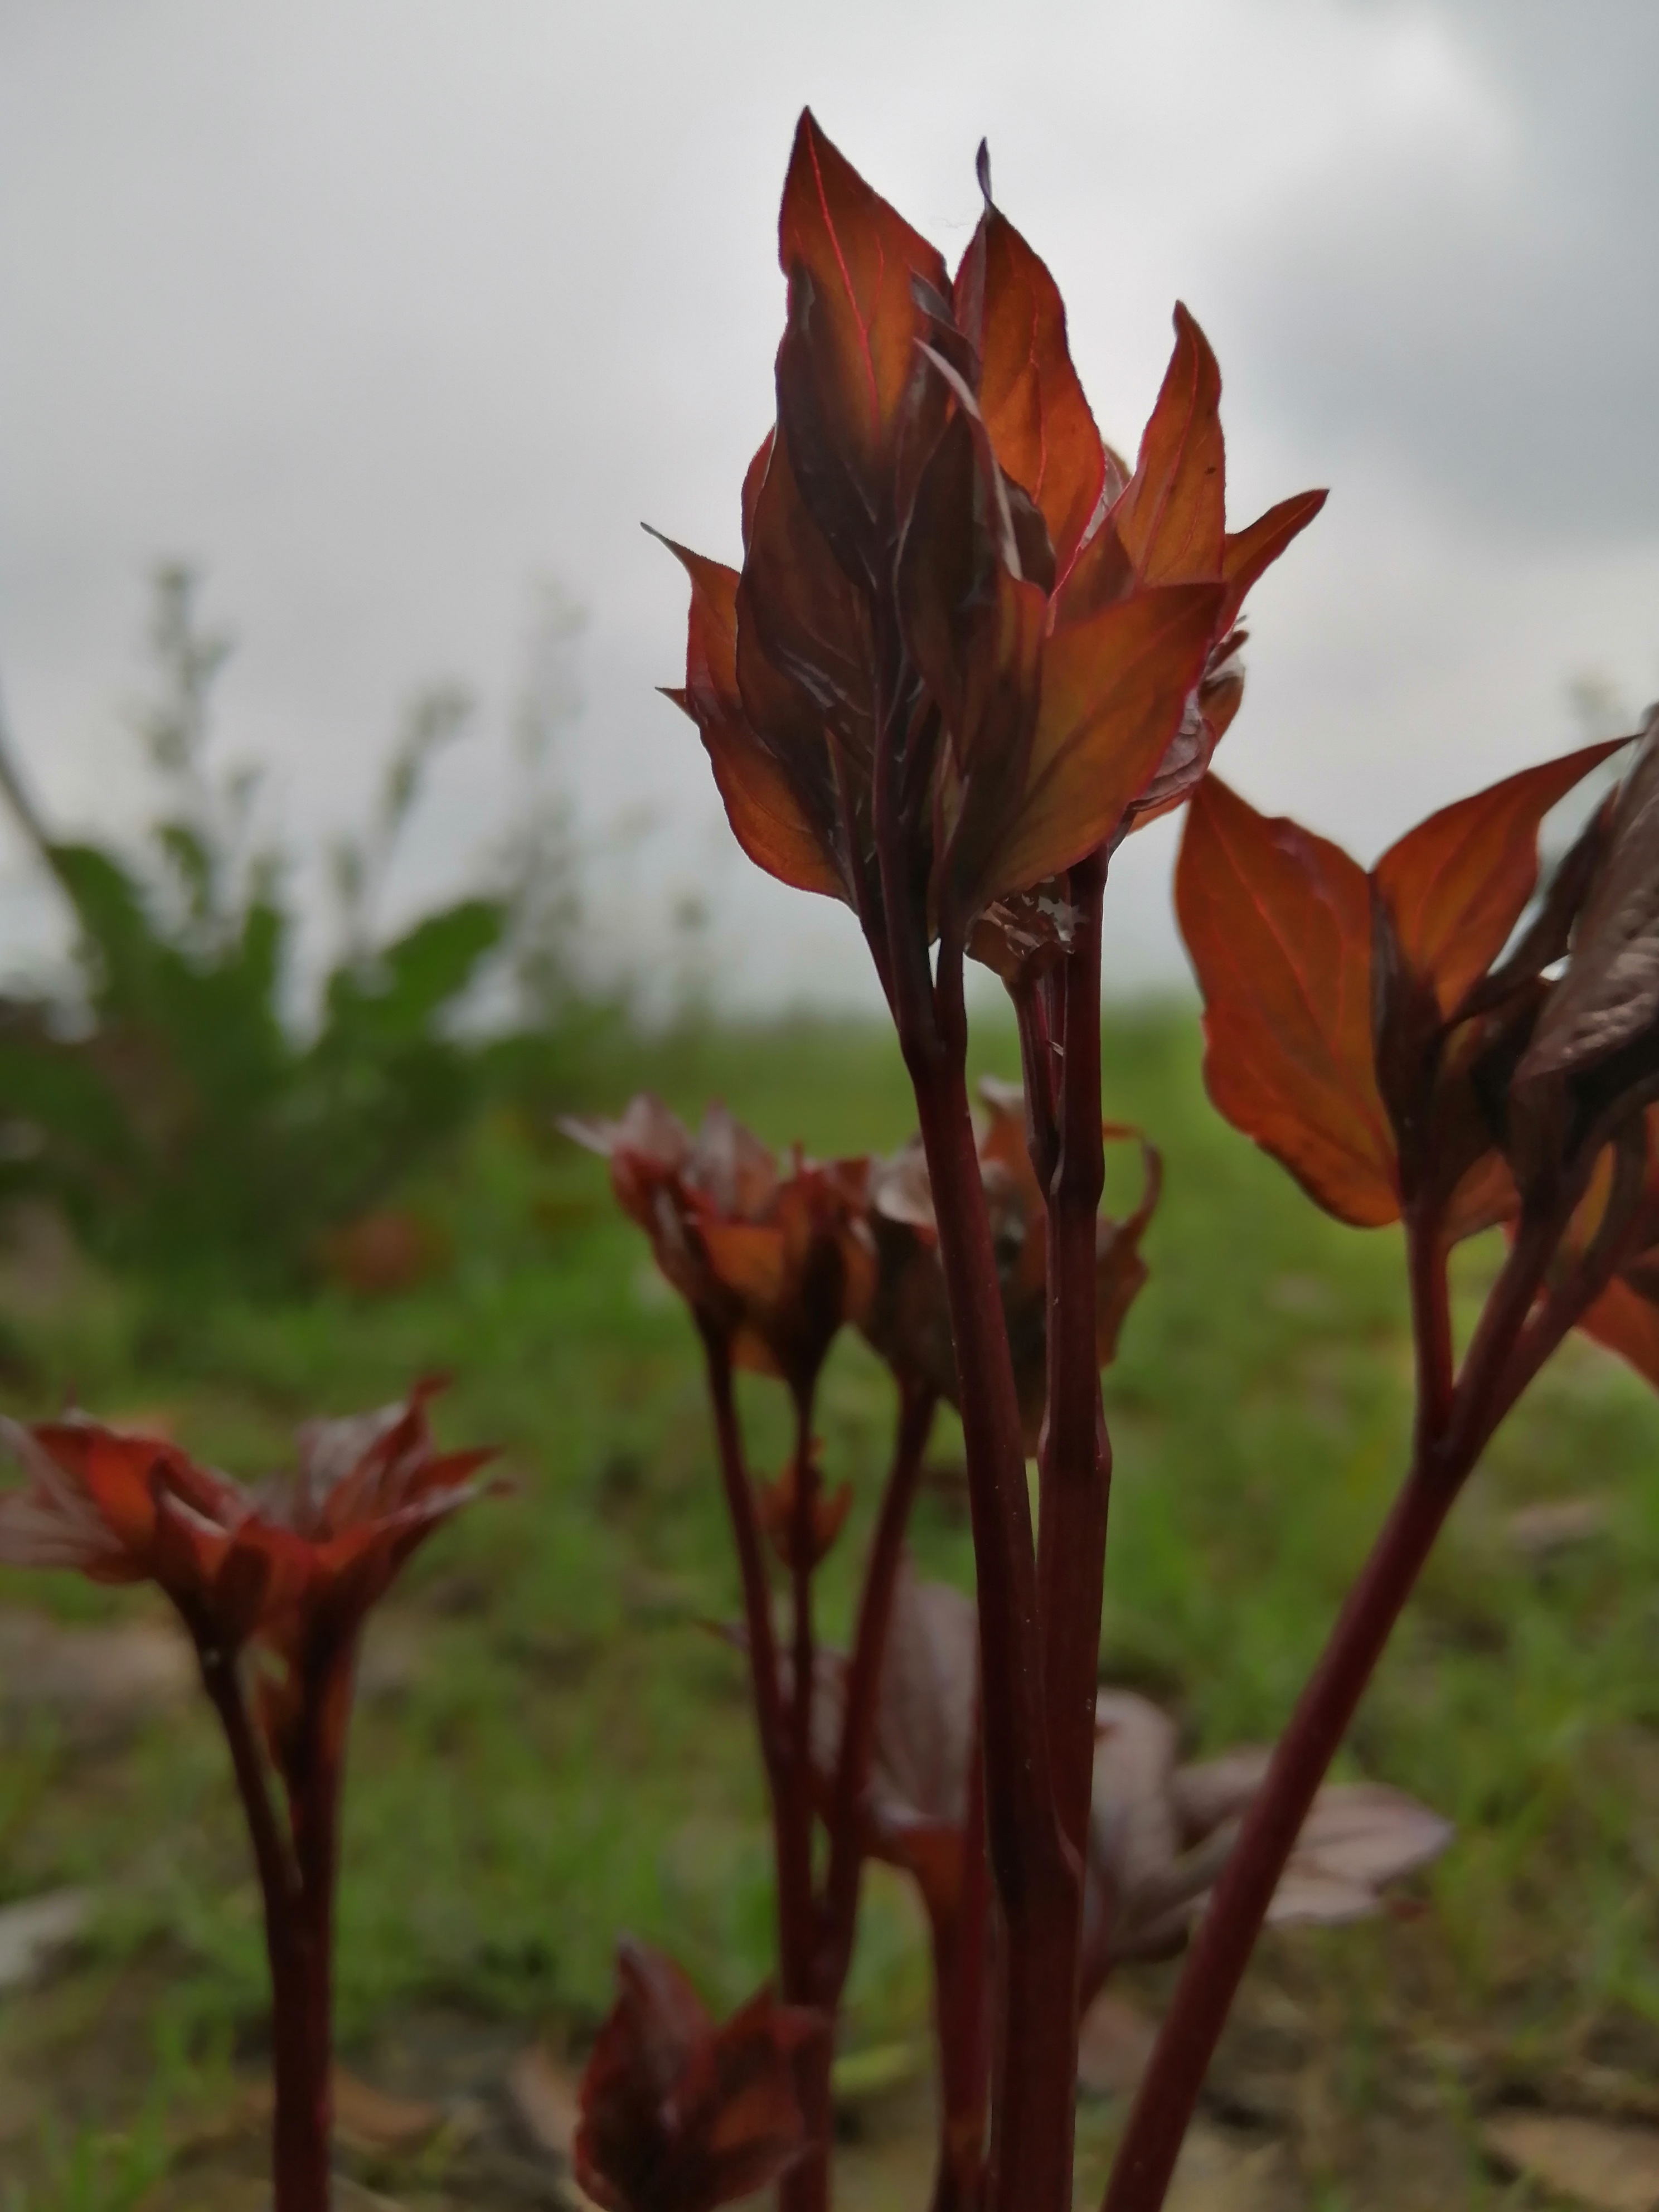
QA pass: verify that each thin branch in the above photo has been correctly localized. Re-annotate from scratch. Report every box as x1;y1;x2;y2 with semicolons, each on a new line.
818;1377;937;1992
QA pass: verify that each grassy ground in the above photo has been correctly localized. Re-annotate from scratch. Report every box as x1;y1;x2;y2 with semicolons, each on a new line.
2;1006;1658;2209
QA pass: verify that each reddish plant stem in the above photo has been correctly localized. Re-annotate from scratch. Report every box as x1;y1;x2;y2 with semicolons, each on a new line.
867;594;1072;2212
1104;1205;1563;2212
198;1645;332;2212
698;1331;813;1991
818;1377;938;1995
1100;1447;1462;2212
908;944;1076;2212
1405;1206;1454;1451
788;1385;818;1937
1036;850;1109;1857
782;1387;830;2212
276;1656;347;2212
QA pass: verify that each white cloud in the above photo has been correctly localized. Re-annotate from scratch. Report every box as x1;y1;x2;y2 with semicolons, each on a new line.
0;0;1652;1011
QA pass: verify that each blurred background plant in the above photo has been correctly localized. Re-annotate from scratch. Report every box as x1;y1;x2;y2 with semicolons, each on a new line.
0;562;604;1299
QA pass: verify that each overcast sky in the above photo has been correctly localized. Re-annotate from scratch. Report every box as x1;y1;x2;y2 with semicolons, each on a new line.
2;0;1656;1011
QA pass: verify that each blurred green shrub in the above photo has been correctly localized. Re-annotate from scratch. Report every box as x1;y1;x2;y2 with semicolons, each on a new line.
0;565;594;1293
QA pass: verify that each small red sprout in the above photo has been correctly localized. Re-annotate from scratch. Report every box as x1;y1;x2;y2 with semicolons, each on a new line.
576;1943;824;2212
0;1384;496;2212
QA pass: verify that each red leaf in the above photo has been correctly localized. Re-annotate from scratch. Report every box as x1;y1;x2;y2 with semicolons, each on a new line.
977;583;1223;902
575;1943;823;2212
654;534;846;903
1178;777;1398;1227
1374;741;1626;1021
774;110;948;576
1218;491;1327;632
1110;304;1225;588
1581;1273;1659;1389
952;145;1105;585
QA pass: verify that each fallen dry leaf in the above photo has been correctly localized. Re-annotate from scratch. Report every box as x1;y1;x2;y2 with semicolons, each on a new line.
0;1886;91;1992
331;2068;443;2157
1483;2111;1659;2212
210;2066;443;2161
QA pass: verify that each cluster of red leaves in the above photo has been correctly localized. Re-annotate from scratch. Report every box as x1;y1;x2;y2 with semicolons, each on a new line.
662;113;1321;976
563;1096;874;1404
1178;715;1659;1350
575;1943;823;2212
572;1083;1158;1458
0;1382;493;1727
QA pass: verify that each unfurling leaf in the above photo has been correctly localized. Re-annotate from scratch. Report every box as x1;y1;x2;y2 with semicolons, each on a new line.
575;1942;824;2212
774;110;949;584
562;1098;874;1397
952;143;1107;586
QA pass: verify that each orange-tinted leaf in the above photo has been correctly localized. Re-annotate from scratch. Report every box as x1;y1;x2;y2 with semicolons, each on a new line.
979;584;1221;902
1581;1274;1659;1389
1442;1145;1520;1244
1218;491;1327;631
654;534;845;901
896;387;1050;920
755;1456;853;1571
1110;305;1225;588
953;144;1105;584
1374;741;1626;1021
774;110;948;576
1178;778;1398;1227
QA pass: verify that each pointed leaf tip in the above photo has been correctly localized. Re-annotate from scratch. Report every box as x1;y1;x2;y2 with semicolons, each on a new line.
976;139;992;206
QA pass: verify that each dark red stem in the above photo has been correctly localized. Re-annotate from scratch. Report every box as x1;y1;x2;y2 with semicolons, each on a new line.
1104;1196;1571;2212
818;1377;938;1995
782;1388;829;2212
1036;852;1109;1852
698;1331;812;1983
197;1642;334;2212
1100;1448;1462;2212
904;945;1075;2212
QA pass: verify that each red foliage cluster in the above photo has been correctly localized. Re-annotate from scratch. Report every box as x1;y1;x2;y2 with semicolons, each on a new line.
0;1388;496;2212
661;115;1319;992
575;1943;822;2212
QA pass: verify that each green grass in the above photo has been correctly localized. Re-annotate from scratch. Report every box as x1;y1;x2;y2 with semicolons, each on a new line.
3;1005;1659;2197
